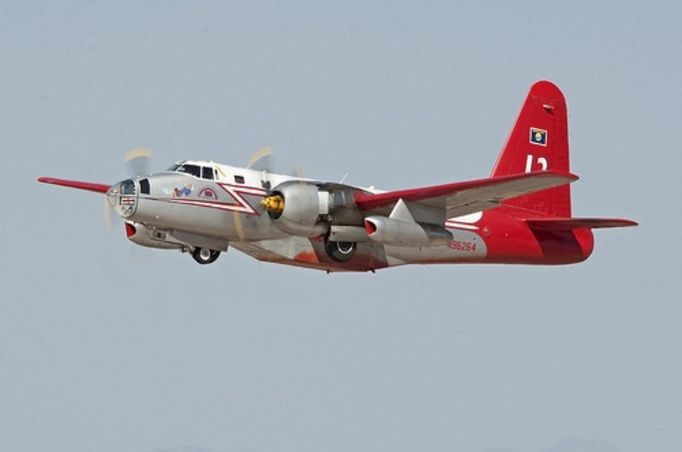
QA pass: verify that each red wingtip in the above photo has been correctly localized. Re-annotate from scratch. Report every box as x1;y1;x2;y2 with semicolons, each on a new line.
38;177;110;194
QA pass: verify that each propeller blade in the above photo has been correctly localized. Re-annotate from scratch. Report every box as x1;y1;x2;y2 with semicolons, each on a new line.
124;147;152;177
233;146;276;240
246;146;273;171
104;197;113;229
291;165;306;179
103;196;123;229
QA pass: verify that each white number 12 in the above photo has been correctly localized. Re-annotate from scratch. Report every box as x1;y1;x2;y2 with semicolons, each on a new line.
525;154;548;173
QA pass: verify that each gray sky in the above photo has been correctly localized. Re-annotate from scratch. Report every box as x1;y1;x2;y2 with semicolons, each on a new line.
1;2;680;452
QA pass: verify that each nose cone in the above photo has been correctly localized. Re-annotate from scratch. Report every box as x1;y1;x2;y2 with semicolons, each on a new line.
106;179;137;218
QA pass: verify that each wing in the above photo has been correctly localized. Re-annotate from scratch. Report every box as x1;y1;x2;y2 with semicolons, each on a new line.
354;171;578;219
38;177;110;194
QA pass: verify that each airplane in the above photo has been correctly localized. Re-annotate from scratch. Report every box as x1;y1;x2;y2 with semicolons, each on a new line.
38;80;636;272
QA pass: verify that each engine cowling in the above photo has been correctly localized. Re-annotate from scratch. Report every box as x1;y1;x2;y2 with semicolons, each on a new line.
261;181;328;237
364;216;452;247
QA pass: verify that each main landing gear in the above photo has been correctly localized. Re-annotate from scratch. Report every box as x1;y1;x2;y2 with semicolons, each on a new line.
324;238;356;262
191;247;221;265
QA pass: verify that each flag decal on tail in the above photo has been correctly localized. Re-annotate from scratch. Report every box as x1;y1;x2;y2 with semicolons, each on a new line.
530;127;547;146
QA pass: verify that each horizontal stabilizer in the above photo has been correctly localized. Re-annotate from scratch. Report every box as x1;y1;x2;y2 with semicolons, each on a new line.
38;177;110;194
526;218;638;230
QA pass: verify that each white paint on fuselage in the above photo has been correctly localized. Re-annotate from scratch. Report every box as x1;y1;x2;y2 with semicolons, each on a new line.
134;160;489;268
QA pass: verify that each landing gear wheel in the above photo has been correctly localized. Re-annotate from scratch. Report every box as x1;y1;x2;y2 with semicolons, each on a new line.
192;247;221;265
324;239;356;262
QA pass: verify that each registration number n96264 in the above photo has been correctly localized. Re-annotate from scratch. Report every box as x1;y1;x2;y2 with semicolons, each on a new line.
448;240;476;252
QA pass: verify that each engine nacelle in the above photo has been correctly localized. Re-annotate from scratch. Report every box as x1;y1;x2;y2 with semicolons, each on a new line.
125;222;179;249
364;216;452;247
265;181;328;237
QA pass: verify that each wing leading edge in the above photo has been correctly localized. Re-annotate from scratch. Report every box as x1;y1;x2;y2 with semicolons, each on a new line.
354;171;578;219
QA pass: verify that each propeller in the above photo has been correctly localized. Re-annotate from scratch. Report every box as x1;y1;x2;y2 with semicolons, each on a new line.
233;146;308;240
233;146;274;240
246;146;273;171
259;165;307;216
104;147;153;229
118;148;157;261
124;147;152;177
104;196;114;229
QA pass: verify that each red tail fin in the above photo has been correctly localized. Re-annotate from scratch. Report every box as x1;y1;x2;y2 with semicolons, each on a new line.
491;80;571;217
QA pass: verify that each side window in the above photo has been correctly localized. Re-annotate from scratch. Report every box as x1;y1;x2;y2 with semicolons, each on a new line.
139;178;150;194
234;175;245;184
201;167;214;180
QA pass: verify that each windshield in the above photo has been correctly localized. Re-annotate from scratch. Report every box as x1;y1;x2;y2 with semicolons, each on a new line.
177;164;201;177
167;163;183;171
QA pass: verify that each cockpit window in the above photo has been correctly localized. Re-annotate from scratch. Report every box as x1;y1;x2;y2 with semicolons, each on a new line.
167;162;183;171
139;178;150;194
201;166;214;180
177;164;201;178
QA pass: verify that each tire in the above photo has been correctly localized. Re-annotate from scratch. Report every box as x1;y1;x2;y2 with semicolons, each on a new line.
192;247;221;265
324;239;356;262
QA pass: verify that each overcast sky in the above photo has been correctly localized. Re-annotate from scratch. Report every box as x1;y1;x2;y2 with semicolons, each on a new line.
1;2;680;452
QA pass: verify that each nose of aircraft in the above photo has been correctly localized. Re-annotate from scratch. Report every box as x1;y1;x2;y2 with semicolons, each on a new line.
106;179;137;218
105;184;119;208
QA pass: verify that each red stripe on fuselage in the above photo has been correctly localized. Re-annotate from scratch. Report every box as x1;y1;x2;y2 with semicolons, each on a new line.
145;183;267;215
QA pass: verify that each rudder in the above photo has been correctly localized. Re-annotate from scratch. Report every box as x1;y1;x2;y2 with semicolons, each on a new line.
491;81;571;217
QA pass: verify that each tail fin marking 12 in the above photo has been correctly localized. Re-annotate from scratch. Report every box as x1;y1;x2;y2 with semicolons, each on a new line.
491;80;571;217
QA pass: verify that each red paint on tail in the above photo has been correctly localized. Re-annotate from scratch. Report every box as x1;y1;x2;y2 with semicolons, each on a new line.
491;80;571;217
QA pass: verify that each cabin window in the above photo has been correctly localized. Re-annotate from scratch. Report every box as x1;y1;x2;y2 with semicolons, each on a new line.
234;175;245;184
139;178;150;194
201;166;215;180
177;164;201;178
